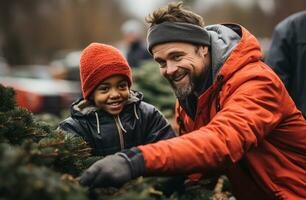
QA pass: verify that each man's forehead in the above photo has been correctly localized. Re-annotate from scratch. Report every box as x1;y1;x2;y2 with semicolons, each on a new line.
152;42;194;57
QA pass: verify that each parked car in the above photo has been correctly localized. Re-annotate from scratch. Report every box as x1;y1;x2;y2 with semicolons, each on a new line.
0;65;81;115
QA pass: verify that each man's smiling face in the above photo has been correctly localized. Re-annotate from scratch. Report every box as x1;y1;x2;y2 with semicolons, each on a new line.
152;42;210;98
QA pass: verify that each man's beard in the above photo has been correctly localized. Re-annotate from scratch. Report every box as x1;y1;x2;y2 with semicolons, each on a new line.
166;71;196;99
165;63;208;99
167;70;206;99
169;75;192;99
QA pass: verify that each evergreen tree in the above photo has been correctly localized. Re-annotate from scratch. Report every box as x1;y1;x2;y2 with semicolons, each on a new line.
0;84;94;199
0;84;233;200
0;143;87;200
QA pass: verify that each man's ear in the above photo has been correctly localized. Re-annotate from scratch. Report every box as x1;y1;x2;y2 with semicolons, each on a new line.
200;46;209;57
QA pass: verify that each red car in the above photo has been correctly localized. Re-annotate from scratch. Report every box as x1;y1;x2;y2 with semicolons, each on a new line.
0;65;81;115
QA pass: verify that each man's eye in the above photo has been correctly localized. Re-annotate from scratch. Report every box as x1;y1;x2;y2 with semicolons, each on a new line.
173;55;181;61
158;60;166;68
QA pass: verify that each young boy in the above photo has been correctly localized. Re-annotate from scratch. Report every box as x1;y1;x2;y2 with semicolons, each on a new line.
58;43;175;156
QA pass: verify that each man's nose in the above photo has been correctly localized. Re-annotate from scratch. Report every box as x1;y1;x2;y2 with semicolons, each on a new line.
165;61;178;75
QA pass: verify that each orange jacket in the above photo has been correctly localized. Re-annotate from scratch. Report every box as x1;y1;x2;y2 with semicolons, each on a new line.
138;24;306;199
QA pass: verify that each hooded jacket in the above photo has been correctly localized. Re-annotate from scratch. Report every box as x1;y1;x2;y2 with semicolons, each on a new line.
59;90;175;156
265;11;306;118
138;24;306;199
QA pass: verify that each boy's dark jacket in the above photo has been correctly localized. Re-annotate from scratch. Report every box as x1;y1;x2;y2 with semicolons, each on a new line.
59;90;175;156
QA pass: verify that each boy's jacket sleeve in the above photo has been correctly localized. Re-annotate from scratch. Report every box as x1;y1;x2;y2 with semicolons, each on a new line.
142;103;176;143
58;117;86;138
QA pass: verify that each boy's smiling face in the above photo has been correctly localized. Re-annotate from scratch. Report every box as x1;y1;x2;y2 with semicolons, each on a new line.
93;75;130;116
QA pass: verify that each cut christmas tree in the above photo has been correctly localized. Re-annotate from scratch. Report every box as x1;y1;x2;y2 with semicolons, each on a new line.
0;84;233;200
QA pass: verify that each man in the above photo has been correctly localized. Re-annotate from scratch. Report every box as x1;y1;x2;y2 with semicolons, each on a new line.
80;3;306;199
265;11;306;118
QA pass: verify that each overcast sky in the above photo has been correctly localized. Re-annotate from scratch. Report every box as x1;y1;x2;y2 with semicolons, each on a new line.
118;0;165;19
118;0;276;19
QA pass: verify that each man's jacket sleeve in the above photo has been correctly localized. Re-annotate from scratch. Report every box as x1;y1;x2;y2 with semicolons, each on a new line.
137;74;294;176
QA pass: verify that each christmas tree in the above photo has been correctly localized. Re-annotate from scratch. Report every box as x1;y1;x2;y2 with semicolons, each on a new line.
0;84;95;199
0;84;233;200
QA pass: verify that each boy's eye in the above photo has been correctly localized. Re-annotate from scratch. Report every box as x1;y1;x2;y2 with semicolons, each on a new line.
98;86;109;92
118;82;128;90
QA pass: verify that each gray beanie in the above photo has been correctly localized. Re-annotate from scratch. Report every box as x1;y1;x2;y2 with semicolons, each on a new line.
147;22;210;54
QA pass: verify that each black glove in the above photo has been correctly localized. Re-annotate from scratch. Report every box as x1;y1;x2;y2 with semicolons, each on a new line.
79;147;145;188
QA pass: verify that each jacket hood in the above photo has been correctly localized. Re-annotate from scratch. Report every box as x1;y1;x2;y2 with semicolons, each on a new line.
211;24;263;82
206;24;241;82
205;24;263;83
70;90;143;117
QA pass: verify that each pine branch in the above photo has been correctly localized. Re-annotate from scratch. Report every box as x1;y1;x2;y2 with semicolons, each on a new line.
0;84;16;112
0;143;88;200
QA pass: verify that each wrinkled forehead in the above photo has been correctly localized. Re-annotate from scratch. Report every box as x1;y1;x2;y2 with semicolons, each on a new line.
152;42;197;58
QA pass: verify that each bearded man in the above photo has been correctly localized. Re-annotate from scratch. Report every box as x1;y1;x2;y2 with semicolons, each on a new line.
79;2;306;200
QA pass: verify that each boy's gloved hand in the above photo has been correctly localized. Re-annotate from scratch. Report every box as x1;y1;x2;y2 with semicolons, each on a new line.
79;147;145;188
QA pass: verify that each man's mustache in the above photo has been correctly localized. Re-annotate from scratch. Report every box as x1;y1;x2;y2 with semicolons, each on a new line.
165;69;189;82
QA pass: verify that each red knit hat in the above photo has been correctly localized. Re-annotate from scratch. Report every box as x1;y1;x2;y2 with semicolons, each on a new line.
80;43;132;99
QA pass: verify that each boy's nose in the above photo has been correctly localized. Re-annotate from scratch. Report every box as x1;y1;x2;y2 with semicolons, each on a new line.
109;89;120;99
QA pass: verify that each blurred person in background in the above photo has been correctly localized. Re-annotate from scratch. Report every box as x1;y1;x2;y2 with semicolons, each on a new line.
0;57;10;76
120;19;151;68
265;10;306;118
58;43;175;156
79;2;306;199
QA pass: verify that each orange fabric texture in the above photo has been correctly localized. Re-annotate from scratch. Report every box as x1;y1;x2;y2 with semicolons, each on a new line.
138;25;306;199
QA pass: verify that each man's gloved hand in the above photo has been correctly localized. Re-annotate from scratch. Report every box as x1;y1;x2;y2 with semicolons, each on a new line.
79;147;145;188
79;154;131;188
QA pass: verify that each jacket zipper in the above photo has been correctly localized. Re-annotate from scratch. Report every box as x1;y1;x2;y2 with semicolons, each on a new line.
114;116;124;150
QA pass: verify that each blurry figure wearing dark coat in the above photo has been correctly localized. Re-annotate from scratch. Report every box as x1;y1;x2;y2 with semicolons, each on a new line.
121;19;151;68
266;11;306;118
